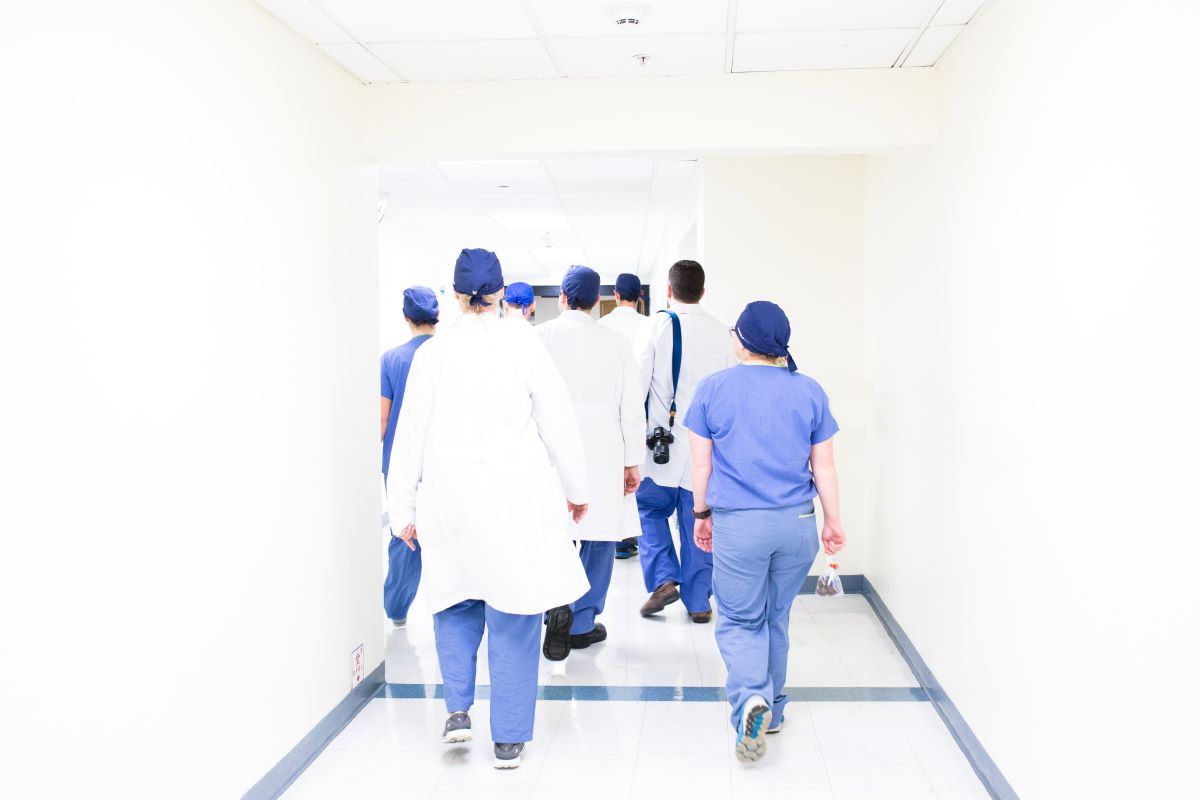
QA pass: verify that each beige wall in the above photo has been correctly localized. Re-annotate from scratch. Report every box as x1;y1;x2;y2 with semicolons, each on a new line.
0;1;379;796
365;70;940;162
863;0;1200;797
700;156;867;575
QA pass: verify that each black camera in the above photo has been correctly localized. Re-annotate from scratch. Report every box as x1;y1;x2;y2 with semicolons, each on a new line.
646;426;674;465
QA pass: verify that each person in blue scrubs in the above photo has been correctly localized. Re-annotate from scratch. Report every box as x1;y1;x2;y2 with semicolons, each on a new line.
381;286;439;626
684;301;847;764
503;281;536;322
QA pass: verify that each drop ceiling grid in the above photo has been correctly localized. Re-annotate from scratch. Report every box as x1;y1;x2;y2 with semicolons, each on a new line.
381;158;697;280
261;1;988;82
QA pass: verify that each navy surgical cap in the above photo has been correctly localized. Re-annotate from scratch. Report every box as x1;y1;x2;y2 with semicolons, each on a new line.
562;265;601;310
402;286;439;323
453;248;504;306
504;282;534;307
734;301;797;372
614;273;641;301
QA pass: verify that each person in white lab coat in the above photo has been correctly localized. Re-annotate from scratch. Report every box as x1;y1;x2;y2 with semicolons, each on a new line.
599;272;650;560
535;266;644;661
634;260;738;622
387;248;590;770
598;272;648;343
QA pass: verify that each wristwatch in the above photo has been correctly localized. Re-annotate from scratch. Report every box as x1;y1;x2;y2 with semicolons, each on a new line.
693;508;712;520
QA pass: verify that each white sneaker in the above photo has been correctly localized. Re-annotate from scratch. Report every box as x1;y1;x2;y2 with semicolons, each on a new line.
734;696;771;763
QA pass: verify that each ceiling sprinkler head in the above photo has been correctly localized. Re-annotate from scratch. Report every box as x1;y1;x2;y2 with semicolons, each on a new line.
606;3;653;27
633;54;651;66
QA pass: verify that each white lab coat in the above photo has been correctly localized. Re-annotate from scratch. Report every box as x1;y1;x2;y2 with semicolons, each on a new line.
598;305;648;345
635;302;739;491
536;310;644;541
386;313;590;615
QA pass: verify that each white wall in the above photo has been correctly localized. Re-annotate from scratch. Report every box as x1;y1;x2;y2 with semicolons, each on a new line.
0;1;379;797
700;157;867;575
366;70;940;162
863;1;1200;797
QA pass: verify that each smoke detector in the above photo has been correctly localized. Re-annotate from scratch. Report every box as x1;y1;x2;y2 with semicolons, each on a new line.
605;3;653;27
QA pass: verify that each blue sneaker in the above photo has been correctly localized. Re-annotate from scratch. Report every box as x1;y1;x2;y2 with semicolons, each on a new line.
615;539;638;559
734;696;771;763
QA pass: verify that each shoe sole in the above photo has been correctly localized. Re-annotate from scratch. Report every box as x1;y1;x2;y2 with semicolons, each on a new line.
639;592;679;617
542;607;573;661
735;702;772;763
569;632;608;650
442;730;472;744
494;755;522;769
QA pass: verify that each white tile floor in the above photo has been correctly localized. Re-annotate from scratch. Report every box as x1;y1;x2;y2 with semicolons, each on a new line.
283;557;991;799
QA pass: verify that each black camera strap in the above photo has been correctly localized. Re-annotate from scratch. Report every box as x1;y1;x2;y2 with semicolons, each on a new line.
661;309;682;429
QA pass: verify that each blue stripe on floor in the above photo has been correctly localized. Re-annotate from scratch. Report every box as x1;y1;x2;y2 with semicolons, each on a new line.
380;683;927;702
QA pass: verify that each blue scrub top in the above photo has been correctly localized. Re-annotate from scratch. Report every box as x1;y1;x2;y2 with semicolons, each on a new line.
381;335;432;479
684;364;838;511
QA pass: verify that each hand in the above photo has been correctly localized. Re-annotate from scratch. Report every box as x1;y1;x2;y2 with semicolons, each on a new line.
821;520;846;555
623;466;641;495
694;515;713;553
395;524;418;552
567;501;589;524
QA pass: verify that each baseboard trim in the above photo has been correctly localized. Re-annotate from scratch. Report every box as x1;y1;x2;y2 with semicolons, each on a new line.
242;661;385;800
862;578;1019;800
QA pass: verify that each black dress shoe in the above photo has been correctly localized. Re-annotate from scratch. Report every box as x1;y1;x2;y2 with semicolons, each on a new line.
569;623;607;649
543;605;573;661
640;582;680;616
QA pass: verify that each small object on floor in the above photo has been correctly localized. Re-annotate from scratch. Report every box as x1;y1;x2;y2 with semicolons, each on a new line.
390;617;407;628
639;581;680;616
494;742;525;769
615;538;639;559
543;605;573;661
441;712;472;743
569;622;607;649
766;719;784;735
734;695;772;763
688;611;712;624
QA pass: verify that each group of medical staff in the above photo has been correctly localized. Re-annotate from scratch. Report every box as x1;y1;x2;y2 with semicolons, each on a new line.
381;248;846;769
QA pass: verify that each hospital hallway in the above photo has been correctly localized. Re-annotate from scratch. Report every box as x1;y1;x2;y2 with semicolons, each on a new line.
286;556;987;799
4;1;1199;800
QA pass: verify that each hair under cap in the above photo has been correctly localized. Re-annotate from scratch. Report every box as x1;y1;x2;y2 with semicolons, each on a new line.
614;273;641;301
562;265;601;309
734;301;797;372
504;282;534;307
453;248;504;306
402;286;439;323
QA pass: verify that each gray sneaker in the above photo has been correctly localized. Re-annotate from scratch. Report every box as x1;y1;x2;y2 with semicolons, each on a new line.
390;617;407;628
493;742;525;769
441;712;472;743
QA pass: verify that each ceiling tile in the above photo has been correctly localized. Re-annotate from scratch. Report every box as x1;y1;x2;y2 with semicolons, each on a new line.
904;25;964;67
733;29;915;72
545;158;655;193
317;0;536;42
527;0;728;38
370;40;557;82
932;0;988;26
736;0;939;32
552;34;726;78
438;161;557;193
254;0;353;43
471;193;563;212
379;163;462;194
316;43;400;83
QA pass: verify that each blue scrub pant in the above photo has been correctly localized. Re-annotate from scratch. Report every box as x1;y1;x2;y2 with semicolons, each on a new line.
384;533;422;621
712;503;819;730
433;599;542;744
570;541;617;635
636;478;713;613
